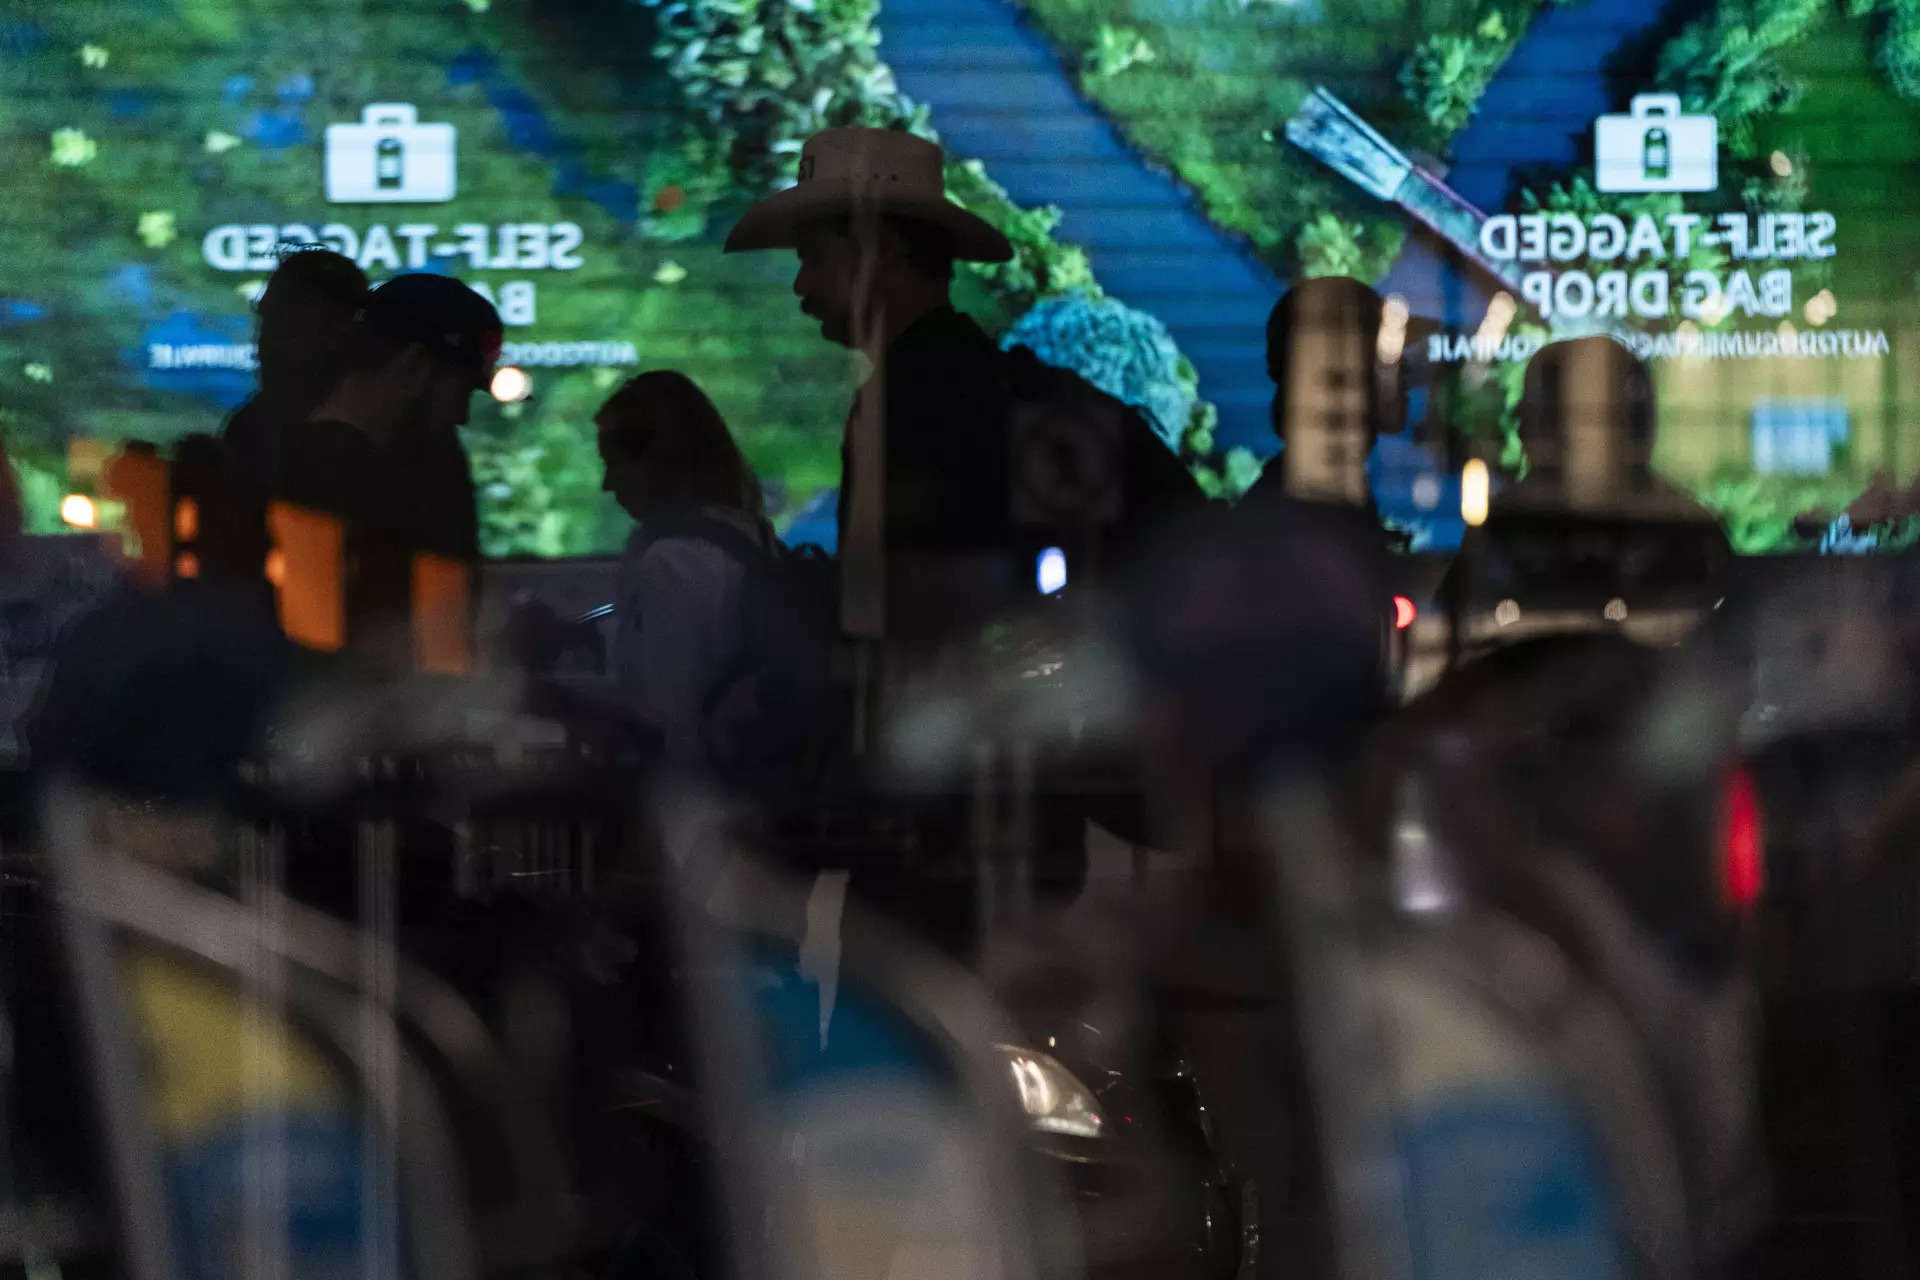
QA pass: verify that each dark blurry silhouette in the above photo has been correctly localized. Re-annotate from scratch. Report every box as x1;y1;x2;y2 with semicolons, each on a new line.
1384;631;1767;1271
597;371;783;765
1454;335;1732;641
1230;277;1398;704
266;273;497;663
727;126;1019;655
170;432;272;598
1502;333;1715;521
222;247;369;498
725;126;1206;781
286;272;496;559
1242;275;1390;517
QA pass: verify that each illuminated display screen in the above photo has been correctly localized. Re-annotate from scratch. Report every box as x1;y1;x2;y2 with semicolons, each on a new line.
4;0;1919;555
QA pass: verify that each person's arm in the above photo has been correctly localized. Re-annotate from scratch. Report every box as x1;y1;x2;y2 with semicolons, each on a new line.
612;536;745;764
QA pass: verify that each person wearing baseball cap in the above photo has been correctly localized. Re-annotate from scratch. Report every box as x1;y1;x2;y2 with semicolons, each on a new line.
279;272;501;558
725;127;1017;663
271;273;500;664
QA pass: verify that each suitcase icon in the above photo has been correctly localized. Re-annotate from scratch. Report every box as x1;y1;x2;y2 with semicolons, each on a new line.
325;104;456;204
1593;94;1716;193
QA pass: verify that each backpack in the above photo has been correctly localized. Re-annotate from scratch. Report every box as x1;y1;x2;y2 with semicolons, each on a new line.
631;510;842;784
998;344;1208;579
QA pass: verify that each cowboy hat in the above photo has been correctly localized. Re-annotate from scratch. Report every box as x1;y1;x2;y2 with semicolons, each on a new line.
724;128;1014;263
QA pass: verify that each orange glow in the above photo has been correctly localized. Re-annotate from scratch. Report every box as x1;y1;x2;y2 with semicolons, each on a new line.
266;502;345;652
1392;595;1417;630
60;493;97;529
412;553;473;675
173;551;199;579
264;548;286;586
173;497;198;542
102;447;170;587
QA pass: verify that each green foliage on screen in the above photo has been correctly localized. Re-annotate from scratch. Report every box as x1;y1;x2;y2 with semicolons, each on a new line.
1012;0;1463;284
0;0;1191;556
1001;290;1200;448
1399;15;1514;144
1295;212;1404;283
1876;0;1920;99
1655;0;1825;154
1699;472;1871;552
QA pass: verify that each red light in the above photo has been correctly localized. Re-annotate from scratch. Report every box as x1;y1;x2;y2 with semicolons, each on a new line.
1721;766;1764;911
1393;595;1417;630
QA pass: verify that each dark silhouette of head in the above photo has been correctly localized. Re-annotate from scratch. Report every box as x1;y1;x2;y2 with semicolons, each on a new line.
791;213;959;348
724;128;1013;350
1516;336;1656;486
1266;277;1386;502
327;274;502;441
596;371;762;521
256;247;368;407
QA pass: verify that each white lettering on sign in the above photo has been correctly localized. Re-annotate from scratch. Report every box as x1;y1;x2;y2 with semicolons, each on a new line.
199;220;589;327
1481;202;1844;324
1426;327;1890;364
469;280;537;325
202;221;587;275
148;336;641;370
1483;210;1839;264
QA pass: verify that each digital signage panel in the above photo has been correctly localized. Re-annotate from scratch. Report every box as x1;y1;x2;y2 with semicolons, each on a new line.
5;0;1919;554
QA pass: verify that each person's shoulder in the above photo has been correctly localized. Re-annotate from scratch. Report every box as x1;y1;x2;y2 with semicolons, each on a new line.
631;506;765;570
283;417;374;460
891;307;1002;370
271;419;385;515
222;396;267;441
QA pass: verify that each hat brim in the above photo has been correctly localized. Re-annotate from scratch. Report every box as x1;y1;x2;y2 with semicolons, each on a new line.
724;182;1014;263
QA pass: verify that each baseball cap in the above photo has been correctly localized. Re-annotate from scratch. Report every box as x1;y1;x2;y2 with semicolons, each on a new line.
360;273;503;388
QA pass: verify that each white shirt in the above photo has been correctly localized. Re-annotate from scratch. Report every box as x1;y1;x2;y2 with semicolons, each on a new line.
611;506;770;763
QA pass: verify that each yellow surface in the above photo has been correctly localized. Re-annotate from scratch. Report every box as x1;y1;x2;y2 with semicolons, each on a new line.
121;946;346;1141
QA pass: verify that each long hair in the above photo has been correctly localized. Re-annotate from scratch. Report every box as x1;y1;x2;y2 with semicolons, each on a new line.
596;371;763;515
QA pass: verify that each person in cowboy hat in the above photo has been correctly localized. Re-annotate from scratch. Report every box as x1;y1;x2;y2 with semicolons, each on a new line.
726;126;1017;650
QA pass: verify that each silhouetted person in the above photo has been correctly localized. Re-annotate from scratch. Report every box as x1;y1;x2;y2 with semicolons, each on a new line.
597;371;776;764
1457;336;1731;633
725;127;1019;656
1501;334;1714;521
275;273;499;663
223;247;369;498
283;273;496;554
172;433;273;602
1233;277;1397;702
1241;276;1390;518
30;435;292;816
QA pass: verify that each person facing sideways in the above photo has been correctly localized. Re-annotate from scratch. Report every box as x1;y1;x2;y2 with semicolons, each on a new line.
723;126;1020;651
269;273;500;662
280;272;498;557
222;246;370;498
597;371;779;765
